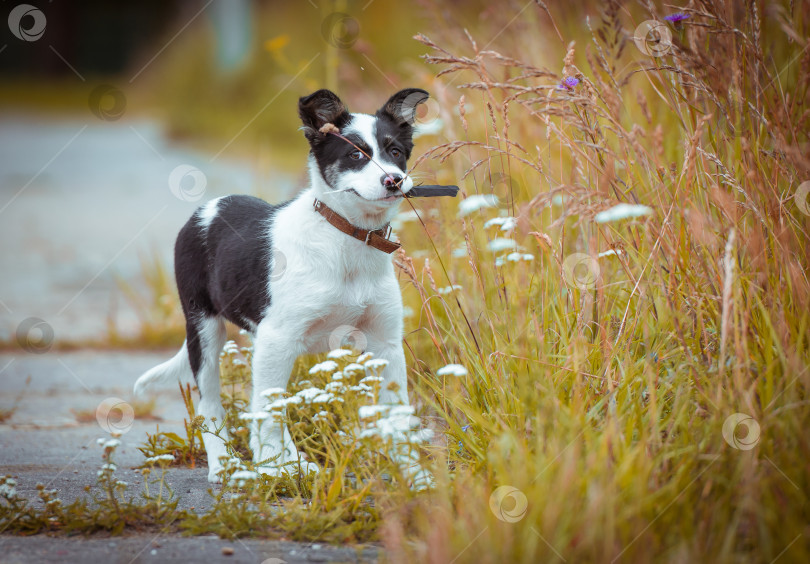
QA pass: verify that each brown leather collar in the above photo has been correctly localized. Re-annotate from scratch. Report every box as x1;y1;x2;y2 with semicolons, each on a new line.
313;199;401;254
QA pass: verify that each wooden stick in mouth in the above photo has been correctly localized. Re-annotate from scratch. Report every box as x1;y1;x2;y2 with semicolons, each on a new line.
405;185;460;198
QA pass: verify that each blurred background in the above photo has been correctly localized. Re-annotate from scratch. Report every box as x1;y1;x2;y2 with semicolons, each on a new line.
0;0;462;345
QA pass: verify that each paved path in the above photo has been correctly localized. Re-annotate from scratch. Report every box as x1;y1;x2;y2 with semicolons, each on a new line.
0;534;377;563
0;351;214;511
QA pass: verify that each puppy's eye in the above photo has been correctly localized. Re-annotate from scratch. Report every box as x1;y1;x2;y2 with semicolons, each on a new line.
390;147;402;158
349;150;365;160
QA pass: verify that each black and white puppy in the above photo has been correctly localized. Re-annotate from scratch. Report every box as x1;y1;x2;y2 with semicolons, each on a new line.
134;88;429;482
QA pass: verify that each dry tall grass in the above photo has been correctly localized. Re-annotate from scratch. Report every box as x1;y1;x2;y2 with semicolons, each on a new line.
379;0;809;561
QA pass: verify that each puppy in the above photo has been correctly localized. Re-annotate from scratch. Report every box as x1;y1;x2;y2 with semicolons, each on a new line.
135;88;429;482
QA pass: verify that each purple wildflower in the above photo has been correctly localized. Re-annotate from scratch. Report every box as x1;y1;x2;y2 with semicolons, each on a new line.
461;425;471;432
557;76;580;91
664;12;690;23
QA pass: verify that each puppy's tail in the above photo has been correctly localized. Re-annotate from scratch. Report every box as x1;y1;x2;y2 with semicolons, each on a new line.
134;341;194;396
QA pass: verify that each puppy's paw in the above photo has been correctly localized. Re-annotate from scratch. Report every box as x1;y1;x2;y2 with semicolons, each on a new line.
299;460;320;476
207;466;224;483
406;467;435;491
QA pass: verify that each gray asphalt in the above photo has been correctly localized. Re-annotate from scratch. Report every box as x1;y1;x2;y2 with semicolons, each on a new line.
0;535;377;563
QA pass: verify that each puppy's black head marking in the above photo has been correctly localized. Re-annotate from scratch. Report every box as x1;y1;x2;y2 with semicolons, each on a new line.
298;88;430;189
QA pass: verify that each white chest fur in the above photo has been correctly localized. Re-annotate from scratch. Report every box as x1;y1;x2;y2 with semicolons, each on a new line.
266;190;399;351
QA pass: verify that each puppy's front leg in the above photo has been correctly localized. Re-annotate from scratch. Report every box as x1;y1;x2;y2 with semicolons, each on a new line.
362;301;433;489
250;322;318;476
367;337;409;405
362;295;409;405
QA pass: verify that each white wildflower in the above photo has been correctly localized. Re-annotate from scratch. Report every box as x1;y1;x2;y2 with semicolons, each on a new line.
451;246;468;258
437;364;468;377
144;454;175;465
488;238;517;252
265;396;303;410
394;209;420;223
598;249;623;258
437;284;462;295
364;358;389;371
239;411;270;421
360;375;383;385
594;203;653;223
309;360;339;375
313;411;330;422
325;381;345;392
343;363;363;374
458;194;499;216
358;405;390;419
413;117;444;138
296;387;325;402
103;439;121;449
357;352;374;363
231;470;260;483
327;348;353;359
389;405;415;417
226;457;246;469
259;387;286;399
496;252;534;267
115;481;128;487
410;429;435;443
483;216;517;232
312;392;335;403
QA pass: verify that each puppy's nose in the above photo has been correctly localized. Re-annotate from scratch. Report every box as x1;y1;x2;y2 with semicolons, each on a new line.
381;173;403;191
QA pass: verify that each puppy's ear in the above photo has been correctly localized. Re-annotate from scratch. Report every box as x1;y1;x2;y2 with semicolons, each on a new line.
377;88;430;126
298;89;351;142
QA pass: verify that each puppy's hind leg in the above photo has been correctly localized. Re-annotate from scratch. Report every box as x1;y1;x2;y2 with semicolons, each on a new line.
188;315;229;483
